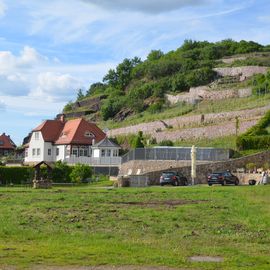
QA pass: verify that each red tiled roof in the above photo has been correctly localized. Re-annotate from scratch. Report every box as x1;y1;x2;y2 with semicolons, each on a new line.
32;118;105;145
33;120;64;142
55;118;105;145
0;133;16;149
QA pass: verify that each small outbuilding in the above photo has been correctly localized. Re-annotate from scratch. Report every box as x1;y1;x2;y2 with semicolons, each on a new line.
33;161;53;189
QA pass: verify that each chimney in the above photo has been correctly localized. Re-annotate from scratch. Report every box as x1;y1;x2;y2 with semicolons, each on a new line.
60;114;65;123
92;138;95;145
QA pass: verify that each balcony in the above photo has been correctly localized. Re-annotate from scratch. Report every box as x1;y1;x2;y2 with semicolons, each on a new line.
63;156;122;166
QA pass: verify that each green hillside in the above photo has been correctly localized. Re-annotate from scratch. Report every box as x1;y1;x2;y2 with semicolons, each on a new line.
63;39;270;125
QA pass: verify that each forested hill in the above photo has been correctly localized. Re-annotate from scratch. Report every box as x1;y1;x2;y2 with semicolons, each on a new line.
63;39;270;123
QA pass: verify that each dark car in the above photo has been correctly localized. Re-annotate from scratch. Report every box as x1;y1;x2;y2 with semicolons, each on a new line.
207;171;239;186
160;171;188;186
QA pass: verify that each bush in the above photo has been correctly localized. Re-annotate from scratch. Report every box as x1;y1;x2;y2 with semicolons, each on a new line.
0;166;34;185
52;161;72;183
159;140;174;146
236;135;270;150
70;164;93;184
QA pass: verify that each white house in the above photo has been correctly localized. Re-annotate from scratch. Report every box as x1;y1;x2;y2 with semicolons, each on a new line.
24;116;121;165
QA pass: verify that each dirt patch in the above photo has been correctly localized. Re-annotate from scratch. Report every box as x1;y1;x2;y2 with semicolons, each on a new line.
111;200;207;207
189;256;223;262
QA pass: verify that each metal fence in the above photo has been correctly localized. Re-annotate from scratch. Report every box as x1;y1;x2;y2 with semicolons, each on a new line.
121;147;231;164
64;156;122;166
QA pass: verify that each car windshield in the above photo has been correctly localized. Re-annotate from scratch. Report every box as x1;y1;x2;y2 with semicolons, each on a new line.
162;172;175;176
211;173;222;176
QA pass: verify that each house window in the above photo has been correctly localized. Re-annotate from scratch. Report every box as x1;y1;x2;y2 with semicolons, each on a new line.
34;132;39;140
37;148;40;156
72;149;78;157
84;131;95;138
101;149;106;157
56;148;59;156
0;140;4;146
113;150;118;157
106;149;111;157
32;148;36;156
48;149;51;156
79;148;84;157
25;149;28;157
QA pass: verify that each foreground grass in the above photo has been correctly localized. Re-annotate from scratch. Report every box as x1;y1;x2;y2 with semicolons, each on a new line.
0;185;269;269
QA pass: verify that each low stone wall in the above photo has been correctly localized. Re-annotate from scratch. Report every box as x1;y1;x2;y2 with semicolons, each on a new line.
213;66;268;81
166;87;252;105
143;150;270;185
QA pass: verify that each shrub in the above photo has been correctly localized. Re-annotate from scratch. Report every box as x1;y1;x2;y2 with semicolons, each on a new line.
159;140;174;146
52;161;72;183
0;166;34;185
70;164;92;184
236;135;270;150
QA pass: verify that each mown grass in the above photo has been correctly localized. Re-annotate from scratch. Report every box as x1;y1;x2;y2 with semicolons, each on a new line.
0;185;269;269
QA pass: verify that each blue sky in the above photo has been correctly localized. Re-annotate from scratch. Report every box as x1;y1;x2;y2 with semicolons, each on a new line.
0;0;270;145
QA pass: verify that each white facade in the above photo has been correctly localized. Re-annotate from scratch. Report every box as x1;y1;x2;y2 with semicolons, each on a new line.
25;133;121;165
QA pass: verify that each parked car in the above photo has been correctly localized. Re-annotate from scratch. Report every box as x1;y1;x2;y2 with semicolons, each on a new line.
160;171;188;186
207;171;239;186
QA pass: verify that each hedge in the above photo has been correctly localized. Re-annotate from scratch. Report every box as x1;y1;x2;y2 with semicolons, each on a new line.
0;166;34;185
236;135;270;150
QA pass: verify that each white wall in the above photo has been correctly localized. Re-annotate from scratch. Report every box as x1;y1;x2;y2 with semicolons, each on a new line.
93;149;100;158
56;145;66;161
25;131;45;163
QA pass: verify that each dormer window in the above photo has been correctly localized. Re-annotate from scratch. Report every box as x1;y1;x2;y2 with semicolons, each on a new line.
60;132;67;138
0;140;4;146
84;131;95;138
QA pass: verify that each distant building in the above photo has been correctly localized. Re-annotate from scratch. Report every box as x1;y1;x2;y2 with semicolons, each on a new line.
24;115;121;165
0;133;16;156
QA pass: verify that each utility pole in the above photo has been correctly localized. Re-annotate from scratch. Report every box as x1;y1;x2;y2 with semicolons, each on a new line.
191;145;197;186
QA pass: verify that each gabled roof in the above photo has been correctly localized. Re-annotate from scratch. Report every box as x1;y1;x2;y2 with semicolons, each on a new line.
54;118;106;145
33;120;64;142
92;137;120;148
0;133;16;149
31;117;106;146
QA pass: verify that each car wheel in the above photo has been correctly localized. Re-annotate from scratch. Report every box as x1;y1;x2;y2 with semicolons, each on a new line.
173;181;179;186
160;183;164;186
208;183;212;186
184;180;188;186
235;179;239;186
221;181;225;186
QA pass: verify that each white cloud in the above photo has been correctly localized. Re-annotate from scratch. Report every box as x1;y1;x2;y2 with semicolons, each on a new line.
32;72;83;101
0;100;6;111
82;0;212;13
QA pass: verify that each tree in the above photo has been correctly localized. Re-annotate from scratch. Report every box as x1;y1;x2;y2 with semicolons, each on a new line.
147;50;164;61
70;164;92;184
132;131;144;148
76;89;85;101
63;101;73;112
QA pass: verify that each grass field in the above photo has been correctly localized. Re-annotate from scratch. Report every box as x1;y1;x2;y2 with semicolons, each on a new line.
0;185;269;270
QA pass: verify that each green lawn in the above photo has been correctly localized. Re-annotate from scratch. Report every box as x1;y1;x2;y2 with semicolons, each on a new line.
0;185;269;269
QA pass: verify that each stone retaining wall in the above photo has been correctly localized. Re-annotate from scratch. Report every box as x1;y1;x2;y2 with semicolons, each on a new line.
166;87;252;105
213;66;268;81
143;150;270;185
108;105;270;142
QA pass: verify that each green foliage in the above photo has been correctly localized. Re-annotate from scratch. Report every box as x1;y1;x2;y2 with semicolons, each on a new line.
0;166;34;185
236;135;270;150
86;82;106;96
63;101;73;112
252;71;270;95
70;164;92;184
159;140;174;146
67;39;269;121
147;49;164;61
51;161;72;183
76;89;85;101
132;132;144;148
